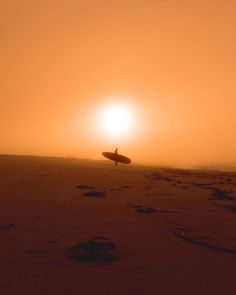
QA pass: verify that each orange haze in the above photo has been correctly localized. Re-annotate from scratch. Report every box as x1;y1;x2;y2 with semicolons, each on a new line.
1;0;236;168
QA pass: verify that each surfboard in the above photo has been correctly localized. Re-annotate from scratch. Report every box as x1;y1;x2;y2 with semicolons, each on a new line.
102;152;131;164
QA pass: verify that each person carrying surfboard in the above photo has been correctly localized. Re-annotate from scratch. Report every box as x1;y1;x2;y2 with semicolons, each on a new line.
102;148;131;166
114;148;118;165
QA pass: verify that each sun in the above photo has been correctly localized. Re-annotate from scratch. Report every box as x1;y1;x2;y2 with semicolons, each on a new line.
100;102;134;138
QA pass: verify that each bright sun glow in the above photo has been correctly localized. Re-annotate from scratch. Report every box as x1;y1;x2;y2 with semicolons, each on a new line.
101;103;134;138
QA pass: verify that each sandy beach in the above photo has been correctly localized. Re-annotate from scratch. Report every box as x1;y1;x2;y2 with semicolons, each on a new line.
0;155;235;294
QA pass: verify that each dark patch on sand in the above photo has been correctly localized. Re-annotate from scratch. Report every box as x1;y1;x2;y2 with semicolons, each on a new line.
151;172;172;181
193;183;219;189
67;237;116;263
127;204;144;208
83;191;106;198
77;184;97;189
137;207;157;214
128;204;176;214
193;184;235;200
209;188;234;201
122;185;132;188
0;223;15;230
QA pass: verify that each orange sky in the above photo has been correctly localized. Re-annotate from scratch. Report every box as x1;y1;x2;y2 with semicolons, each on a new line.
1;0;236;168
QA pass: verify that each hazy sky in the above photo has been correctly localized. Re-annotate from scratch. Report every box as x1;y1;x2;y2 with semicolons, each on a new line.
1;0;236;167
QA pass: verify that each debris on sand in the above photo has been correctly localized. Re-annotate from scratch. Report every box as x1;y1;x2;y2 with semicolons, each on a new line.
83;191;106;198
0;223;15;230
77;184;97;189
67;237;117;263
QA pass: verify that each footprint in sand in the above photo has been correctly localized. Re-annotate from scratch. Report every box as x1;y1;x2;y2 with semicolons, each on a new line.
67;237;117;263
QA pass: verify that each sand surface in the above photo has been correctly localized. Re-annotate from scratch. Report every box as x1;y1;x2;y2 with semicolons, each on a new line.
0;155;236;295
